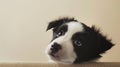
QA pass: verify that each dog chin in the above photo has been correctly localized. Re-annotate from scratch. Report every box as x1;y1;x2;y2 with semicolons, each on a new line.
47;52;64;62
49;53;61;61
47;53;74;64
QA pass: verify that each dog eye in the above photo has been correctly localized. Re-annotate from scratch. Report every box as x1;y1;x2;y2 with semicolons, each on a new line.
56;30;64;37
74;40;82;46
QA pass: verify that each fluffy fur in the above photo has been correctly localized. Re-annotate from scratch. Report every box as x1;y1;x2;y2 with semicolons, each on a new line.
45;17;114;64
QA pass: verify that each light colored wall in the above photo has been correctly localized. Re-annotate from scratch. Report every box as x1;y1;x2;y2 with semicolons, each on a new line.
0;0;120;62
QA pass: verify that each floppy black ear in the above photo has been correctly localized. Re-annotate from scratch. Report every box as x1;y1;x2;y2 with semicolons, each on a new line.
46;17;77;31
46;21;58;31
91;25;114;53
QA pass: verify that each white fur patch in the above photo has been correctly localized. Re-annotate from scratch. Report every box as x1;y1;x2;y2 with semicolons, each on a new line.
45;21;84;64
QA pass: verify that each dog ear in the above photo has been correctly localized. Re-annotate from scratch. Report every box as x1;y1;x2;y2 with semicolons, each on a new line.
46;20;61;31
46;17;77;31
91;25;114;53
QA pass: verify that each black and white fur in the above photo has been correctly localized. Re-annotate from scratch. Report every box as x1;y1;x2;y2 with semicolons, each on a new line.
45;17;114;64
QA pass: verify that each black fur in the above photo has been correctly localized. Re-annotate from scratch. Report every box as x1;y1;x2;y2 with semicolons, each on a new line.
46;17;76;41
46;17;77;31
52;25;68;41
72;23;114;63
46;17;114;63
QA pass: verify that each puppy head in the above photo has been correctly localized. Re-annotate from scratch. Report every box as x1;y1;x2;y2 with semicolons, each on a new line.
45;17;114;64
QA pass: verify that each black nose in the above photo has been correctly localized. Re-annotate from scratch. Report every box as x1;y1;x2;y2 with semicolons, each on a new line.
50;43;62;54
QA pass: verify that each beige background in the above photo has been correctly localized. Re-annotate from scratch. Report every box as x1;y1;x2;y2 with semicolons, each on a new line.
0;0;120;62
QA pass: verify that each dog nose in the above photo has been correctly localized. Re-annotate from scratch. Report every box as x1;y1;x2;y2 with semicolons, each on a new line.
50;43;62;54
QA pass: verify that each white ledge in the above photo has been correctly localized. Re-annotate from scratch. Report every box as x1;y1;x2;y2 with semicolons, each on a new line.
0;62;120;67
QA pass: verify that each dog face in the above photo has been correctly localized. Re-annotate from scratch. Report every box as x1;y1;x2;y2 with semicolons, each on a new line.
45;17;114;64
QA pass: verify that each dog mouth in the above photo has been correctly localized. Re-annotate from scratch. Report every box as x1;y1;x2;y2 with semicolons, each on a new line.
48;52;62;61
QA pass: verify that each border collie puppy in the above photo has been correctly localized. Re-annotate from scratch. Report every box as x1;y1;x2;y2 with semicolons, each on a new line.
45;17;114;64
